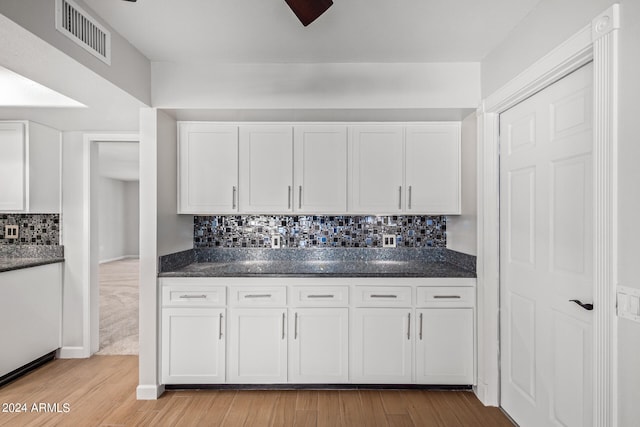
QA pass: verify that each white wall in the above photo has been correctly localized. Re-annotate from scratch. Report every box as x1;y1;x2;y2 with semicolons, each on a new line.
138;108;193;399
0;0;150;105
60;131;85;355
98;177;139;262
125;181;139;256
152;62;481;110
481;1;640;424
446;112;477;256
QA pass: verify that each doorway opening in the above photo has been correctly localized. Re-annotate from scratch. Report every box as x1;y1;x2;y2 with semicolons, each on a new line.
95;141;140;355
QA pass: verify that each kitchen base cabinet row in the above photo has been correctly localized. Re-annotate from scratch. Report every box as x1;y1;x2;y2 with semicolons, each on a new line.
159;279;474;386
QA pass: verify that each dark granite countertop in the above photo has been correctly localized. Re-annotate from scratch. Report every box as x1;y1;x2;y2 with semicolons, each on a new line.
0;246;65;273
158;248;475;278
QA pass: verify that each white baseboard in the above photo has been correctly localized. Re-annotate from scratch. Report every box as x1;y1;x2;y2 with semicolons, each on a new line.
474;383;499;407
57;346;90;359
99;255;140;264
136;384;165;400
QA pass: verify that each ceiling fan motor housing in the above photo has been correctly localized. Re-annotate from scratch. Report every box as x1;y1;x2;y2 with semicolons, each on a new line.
285;0;333;26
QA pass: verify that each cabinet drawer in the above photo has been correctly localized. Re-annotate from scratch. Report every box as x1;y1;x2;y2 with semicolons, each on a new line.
162;285;226;307
354;286;412;307
291;286;349;306
416;286;475;308
229;287;287;306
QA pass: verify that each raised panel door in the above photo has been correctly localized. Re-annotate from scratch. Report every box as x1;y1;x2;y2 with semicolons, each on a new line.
405;124;460;214
239;126;293;213
294;125;348;213
289;308;348;383
350;126;404;213
161;308;225;384
178;123;238;214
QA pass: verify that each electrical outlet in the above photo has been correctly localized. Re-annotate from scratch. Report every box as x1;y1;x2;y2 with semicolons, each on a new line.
4;225;19;240
271;235;282;248
382;234;397;248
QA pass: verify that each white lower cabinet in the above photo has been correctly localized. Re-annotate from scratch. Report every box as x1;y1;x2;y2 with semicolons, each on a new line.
350;308;413;383
227;308;288;383
161;308;225;384
289;308;349;383
415;308;474;384
159;278;475;386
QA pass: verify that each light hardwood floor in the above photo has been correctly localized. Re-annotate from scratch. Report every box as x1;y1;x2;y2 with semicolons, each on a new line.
0;356;513;426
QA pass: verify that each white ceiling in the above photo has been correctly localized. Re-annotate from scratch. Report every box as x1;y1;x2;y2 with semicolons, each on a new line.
84;0;542;63
99;142;140;181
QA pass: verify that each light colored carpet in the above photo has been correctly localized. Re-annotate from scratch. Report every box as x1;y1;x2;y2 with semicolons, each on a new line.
97;258;139;355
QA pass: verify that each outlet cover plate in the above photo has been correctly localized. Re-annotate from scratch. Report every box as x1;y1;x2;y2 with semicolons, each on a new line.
382;234;396;248
4;225;19;239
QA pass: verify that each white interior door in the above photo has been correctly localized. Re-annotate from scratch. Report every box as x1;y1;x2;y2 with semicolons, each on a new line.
500;63;594;427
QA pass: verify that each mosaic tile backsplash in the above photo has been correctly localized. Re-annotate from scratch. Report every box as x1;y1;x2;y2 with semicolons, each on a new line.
194;215;446;249
0;214;60;245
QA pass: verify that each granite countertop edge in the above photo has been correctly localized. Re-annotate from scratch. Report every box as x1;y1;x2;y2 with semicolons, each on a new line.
0;257;65;273
0;245;65;273
157;248;476;279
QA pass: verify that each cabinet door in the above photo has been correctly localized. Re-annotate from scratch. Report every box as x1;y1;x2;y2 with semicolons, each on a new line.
415;308;473;384
350;126;404;213
405;124;460;214
350;308;413;383
289;308;348;383
0;122;26;211
178;123;238;214
294;126;348;213
228;308;287;383
161;308;225;384
239;126;293;213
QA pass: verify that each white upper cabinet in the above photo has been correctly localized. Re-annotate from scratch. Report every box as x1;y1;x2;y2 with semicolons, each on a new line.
405;124;461;214
177;122;461;215
0;121;60;213
350;125;404;213
294;125;347;213
178;123;238;214
239;125;294;213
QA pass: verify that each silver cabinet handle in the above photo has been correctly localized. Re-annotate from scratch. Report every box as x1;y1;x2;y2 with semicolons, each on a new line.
371;294;398;298
244;294;272;299
433;295;462;299
219;313;223;340
179;294;207;299
232;186;237;209
294;312;298;340
282;312;286;340
308;294;335;299
288;186;292;209
419;312;423;340
398;186;402;210
408;186;412;210
407;312;411;340
298;186;302;209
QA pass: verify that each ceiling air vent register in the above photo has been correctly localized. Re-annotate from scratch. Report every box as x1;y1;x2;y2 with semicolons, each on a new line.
55;0;111;65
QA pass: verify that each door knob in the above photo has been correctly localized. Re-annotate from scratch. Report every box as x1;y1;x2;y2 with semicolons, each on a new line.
569;299;594;311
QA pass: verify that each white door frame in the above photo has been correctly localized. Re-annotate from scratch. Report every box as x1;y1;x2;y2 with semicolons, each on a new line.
82;133;139;356
475;4;619;426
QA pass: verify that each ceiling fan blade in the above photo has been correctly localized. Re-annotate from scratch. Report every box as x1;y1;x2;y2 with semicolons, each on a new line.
285;0;333;26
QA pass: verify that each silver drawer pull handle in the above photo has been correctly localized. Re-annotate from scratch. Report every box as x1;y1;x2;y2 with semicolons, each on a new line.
244;294;272;299
433;295;462;299
407;312;411;340
179;294;207;299
307;294;335;299
419;312;423;340
371;294;398;298
219;313;223;340
282;312;286;340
